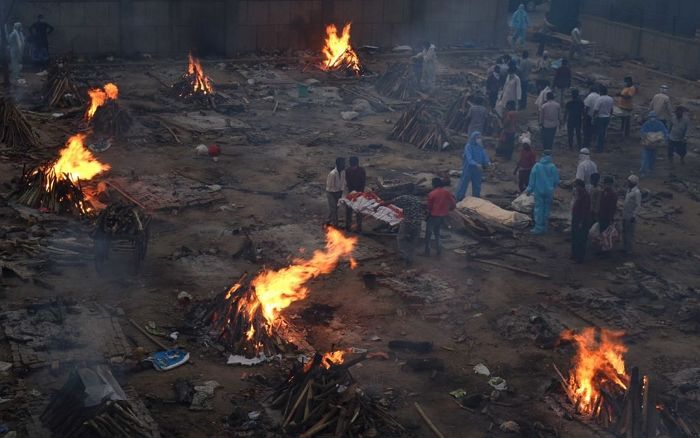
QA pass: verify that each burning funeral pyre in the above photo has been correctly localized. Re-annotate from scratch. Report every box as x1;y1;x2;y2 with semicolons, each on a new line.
552;327;698;436
171;53;215;100
0;96;40;150
43;60;83;108
268;351;405;436
195;228;357;357
390;101;449;150
16;133;110;215
320;23;364;76
85;83;132;138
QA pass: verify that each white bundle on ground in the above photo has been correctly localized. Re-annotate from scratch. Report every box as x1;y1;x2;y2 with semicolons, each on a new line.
457;197;531;229
339;192;403;226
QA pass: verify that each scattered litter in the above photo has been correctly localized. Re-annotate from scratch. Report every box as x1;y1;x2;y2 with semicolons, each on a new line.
195;144;209;155
370;335;382;341
147;349;190;371
168;331;179;342
449;389;467;398
247;410;261;420
341;111;359;121
500;420;520;433
177;291;193;304
488;377;508;391
227;353;279;366
473;363;491;376
190;380;220;411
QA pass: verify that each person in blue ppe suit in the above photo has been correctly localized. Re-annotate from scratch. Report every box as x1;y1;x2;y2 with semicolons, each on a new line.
456;132;491;200
526;150;560;234
510;4;530;46
639;111;669;176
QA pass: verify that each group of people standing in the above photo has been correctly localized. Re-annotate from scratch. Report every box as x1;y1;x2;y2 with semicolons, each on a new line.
6;14;55;81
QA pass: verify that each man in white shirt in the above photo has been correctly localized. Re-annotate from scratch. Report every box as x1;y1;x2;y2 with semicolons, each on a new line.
539;91;561;150
622;175;641;254
593;85;614;152
325;157;346;227
575;148;598;191
582;84;600;148
570;22;583;59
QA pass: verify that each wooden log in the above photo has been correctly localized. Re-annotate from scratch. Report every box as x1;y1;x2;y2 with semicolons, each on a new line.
128;318;168;350
472;259;551;279
414;402;446;438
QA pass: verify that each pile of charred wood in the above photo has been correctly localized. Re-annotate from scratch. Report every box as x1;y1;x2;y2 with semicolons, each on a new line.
16;163;91;216
43;61;83;108
95;204;148;236
268;353;405;437
41;367;157;437
374;62;416;100
90;101;132;138
390;101;449;151
445;92;473;133
0;96;39;150
552;365;699;437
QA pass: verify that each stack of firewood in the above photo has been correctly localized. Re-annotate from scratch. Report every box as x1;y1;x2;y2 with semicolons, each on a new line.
445;92;472;133
553;364;699;437
16;164;90;216
95;204;147;236
374;62;416;100
43;61;83;108
41;368;156;437
0;97;39;150
91;101;132;138
390;101;449;151
268;353;405;437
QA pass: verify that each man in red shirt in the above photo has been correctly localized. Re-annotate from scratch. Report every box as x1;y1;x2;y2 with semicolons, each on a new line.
424;177;456;257
345;156;366;232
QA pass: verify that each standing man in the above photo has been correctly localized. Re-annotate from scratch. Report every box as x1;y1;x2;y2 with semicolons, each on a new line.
565;88;584;150
649;85;673;128
496;66;521;116
344;156;366;232
455;132;491;200
571;179;591;263
510;4;530;47
393;190;424;267
592;86;614;152
497;100;518;160
583;84;600;148
413;42;437;91
552;58;572;105
617;77;636;138
518;50;534;109
514;137;537;192
8;23;25;81
29;14;54;68
668;106;690;164
596;176;619;254
485;66;501;109
622;175;641;255
575;148;598;191
570;22;583;60
466;96;488;136
539;92;561;151
535;51;551;94
325;158;346;228
527;150;560;235
424;178;456;257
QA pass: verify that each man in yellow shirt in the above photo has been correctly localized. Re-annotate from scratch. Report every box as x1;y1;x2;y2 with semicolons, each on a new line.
617;76;636;138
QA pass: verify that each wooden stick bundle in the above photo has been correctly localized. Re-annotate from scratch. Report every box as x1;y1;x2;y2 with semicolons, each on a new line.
390;101;448;151
90;101;132;138
0;96;39;150
43;62;84;108
15;163;91;216
374;62;416;100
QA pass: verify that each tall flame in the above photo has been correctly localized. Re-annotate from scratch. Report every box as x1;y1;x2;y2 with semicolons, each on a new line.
85;83;119;120
50;134;111;186
561;328;629;416
187;53;214;95
249;227;357;332
320;23;361;74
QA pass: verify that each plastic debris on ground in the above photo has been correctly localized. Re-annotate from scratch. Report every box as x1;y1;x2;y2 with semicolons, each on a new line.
148;349;190;371
473;363;491;376
488;376;508;391
227;353;280;366
190;380;220;411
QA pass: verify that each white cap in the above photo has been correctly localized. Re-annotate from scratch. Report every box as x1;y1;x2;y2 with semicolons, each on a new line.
628;175;639;184
579;148;590;155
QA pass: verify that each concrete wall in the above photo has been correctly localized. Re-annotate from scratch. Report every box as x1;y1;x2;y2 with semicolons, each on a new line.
13;0;509;56
581;14;700;79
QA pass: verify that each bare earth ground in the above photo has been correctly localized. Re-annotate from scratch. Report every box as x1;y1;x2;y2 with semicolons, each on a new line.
1;34;700;438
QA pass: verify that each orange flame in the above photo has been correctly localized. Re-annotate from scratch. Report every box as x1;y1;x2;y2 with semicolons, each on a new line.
50;134;111;187
86;83;119;120
187;53;213;94
561;328;629;416
248;227;357;332
321;350;345;368
320;23;361;74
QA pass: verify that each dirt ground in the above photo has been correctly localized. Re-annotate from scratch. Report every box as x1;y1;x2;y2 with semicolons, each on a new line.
2;24;700;438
